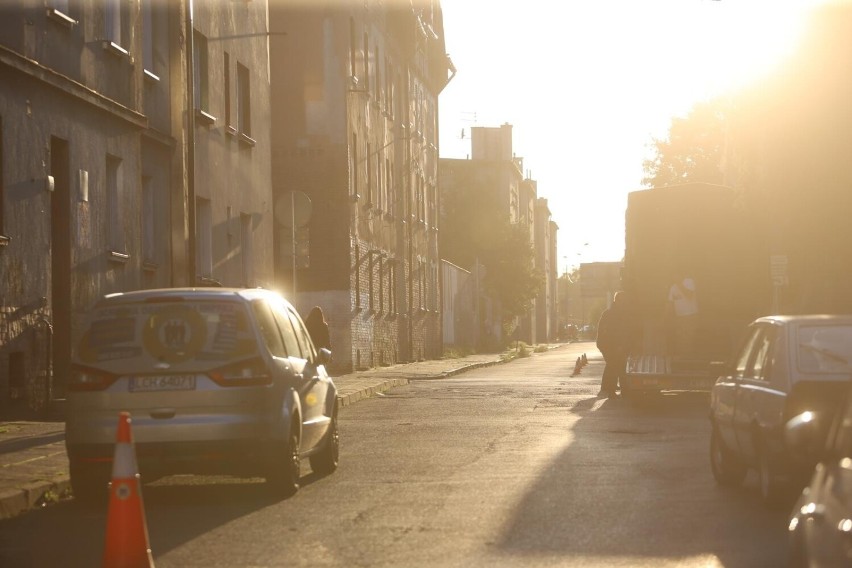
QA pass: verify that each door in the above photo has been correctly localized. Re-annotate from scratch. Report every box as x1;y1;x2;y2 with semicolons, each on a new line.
50;137;71;400
269;301;329;450
713;325;760;452
733;324;783;464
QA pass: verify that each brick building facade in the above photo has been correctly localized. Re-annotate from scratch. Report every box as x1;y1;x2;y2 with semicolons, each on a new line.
269;2;454;371
0;1;273;414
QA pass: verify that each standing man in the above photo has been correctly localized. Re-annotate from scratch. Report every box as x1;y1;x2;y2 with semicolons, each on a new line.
305;306;331;352
596;291;636;398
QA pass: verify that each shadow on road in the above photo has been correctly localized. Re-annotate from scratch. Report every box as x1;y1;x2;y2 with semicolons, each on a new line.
0;471;329;567
497;391;794;567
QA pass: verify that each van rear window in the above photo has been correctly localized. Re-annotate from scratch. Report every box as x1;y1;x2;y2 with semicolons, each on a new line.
77;300;257;368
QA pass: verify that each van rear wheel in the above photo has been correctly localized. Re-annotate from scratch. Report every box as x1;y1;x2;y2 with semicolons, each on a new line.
310;410;339;476
265;431;300;499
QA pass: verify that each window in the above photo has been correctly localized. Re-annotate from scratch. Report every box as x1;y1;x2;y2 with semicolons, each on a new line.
195;197;212;278
251;300;286;358
378;256;384;314
384;157;391;214
241;213;253;286
386;60;394;117
193;30;209;112
224;52;232;129
106;155;124;252
349;17;357;80
350;133;358;198
749;330;772;380
363;32;369;95
141;175;154;262
797;324;852;373
141;0;155;75
287;307;316;361
0;115;4;237
48;0;77;26
269;298;303;358
105;0;125;47
237;63;251;137
368;252;375;312
375;148;382;209
389;261;396;315
355;244;361;310
374;45;381;104
103;0;130;57
366;141;372;205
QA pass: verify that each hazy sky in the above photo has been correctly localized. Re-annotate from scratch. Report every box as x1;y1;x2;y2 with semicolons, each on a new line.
438;0;822;272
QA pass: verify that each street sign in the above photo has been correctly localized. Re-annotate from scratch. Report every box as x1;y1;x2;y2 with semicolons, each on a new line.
770;254;788;286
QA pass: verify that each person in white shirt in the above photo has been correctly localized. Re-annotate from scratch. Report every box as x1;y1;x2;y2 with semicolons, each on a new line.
667;273;698;358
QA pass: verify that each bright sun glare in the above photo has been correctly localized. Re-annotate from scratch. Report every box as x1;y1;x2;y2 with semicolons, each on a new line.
704;1;817;97
439;0;836;266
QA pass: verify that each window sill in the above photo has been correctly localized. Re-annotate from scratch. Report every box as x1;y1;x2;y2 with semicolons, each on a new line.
195;109;216;126
143;69;160;83
238;132;256;147
47;8;77;28
0;235;10;247
103;41;132;63
225;125;238;137
196;275;223;287
108;250;130;264
142;260;159;272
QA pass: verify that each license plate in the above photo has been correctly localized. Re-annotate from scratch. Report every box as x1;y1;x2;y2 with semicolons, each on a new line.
129;374;196;392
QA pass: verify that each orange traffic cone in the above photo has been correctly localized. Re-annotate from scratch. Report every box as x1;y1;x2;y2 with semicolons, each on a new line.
102;412;154;568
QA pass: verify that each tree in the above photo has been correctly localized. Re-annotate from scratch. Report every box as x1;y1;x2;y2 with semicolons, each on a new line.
440;173;542;321
641;99;727;188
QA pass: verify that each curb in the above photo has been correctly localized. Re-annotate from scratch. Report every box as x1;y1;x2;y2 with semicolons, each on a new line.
408;358;508;380
337;378;411;408
0;478;71;520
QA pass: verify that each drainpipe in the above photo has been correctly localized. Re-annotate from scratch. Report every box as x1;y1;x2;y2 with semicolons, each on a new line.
185;0;197;284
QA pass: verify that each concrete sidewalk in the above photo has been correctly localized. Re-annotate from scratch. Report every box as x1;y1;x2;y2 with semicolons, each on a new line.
0;349;539;521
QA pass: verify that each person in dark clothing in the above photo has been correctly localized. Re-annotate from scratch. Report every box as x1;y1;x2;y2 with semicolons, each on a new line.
595;291;637;398
305;306;331;351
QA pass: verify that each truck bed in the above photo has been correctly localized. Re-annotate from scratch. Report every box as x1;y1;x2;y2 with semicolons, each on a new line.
623;354;721;392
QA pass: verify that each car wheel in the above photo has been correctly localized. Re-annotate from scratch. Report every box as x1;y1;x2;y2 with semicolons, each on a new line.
69;459;110;505
710;427;747;486
757;443;785;505
309;409;339;476
266;430;300;498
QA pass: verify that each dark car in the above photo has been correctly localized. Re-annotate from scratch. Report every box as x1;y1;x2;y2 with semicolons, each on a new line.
709;315;852;504
66;288;338;501
787;386;852;567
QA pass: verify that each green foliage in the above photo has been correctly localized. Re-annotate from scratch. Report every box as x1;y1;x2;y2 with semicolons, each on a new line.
441;174;544;321
642;99;728;188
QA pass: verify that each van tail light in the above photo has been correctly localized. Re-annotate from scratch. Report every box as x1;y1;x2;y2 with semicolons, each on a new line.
208;357;272;387
68;364;119;391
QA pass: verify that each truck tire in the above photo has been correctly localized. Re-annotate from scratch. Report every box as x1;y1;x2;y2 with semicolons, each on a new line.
710;427;746;486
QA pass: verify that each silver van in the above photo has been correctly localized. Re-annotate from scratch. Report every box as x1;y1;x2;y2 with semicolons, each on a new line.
65;287;338;501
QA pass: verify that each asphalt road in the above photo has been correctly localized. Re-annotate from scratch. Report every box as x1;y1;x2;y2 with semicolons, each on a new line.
0;346;792;567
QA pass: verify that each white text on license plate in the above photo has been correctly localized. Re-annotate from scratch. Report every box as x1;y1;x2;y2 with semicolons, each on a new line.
130;375;196;392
